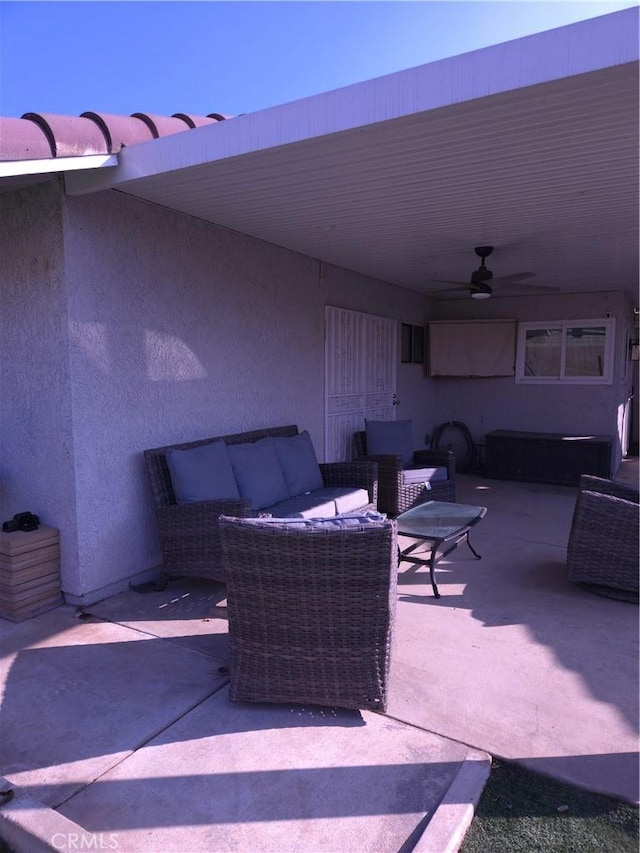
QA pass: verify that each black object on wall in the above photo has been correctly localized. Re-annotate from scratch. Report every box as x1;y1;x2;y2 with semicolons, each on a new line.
430;421;476;472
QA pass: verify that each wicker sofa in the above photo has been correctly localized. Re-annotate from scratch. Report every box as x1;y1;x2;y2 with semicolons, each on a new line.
567;474;639;602
144;424;378;582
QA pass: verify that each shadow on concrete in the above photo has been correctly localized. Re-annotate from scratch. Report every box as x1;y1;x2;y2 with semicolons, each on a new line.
388;473;639;803
22;761;459;829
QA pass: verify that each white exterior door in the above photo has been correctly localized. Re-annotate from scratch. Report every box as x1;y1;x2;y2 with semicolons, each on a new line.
324;306;398;461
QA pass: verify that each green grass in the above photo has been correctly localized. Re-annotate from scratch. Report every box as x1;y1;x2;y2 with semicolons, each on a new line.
461;759;639;853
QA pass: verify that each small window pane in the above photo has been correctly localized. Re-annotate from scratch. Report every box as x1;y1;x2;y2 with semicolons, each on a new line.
565;326;606;377
401;323;413;363
412;326;425;363
524;328;561;377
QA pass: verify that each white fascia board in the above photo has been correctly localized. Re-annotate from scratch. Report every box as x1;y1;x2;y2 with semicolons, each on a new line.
0;154;117;179
65;7;639;197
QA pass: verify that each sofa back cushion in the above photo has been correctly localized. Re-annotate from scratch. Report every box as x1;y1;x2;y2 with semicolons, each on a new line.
227;436;290;510
166;441;240;503
273;430;324;497
365;419;414;467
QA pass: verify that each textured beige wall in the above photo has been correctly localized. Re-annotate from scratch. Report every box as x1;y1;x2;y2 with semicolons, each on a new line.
0;179;82;589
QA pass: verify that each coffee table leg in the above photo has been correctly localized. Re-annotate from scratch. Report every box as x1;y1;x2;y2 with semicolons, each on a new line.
465;532;482;560
398;540;441;598
429;551;440;598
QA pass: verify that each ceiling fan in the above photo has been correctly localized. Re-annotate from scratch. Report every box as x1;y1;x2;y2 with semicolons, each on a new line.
427;246;552;299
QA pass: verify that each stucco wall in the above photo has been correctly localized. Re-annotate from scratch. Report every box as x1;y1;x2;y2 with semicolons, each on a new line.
431;291;634;473
62;189;328;601
0;179;81;584
1;182;433;602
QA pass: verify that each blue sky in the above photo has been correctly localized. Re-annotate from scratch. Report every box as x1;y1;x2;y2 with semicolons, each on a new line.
0;1;637;119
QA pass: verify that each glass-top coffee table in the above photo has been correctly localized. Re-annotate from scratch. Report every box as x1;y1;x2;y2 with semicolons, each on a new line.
395;500;487;599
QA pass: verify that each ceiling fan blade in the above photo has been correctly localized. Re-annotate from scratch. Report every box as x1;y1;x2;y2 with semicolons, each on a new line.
430;289;471;300
497;282;560;294
425;278;468;286
425;284;472;294
430;281;489;298
490;272;536;284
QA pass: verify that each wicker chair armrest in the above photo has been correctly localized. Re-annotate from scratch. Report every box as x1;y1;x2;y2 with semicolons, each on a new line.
356;453;404;472
571;489;640;533
157;497;252;526
413;449;456;476
154;498;251;582
578;474;639;504
356;449;457;515
320;460;379;504
567;488;640;592
350;457;406;505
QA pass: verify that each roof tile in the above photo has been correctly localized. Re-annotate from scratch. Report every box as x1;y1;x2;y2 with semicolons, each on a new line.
0;116;54;160
81;112;154;151
0;110;231;162
172;113;221;129
131;112;196;139
22;112;109;157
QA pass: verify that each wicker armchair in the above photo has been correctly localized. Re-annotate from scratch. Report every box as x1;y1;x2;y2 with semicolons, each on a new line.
354;430;456;516
567;474;639;602
144;425;379;583
219;515;398;710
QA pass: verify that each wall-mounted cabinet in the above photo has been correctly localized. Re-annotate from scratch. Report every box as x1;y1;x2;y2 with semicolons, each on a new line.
428;320;516;377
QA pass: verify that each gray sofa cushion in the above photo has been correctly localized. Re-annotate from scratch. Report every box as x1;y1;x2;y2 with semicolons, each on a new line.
265;487;370;519
273;430;324;496
365;419;414;466
264;494;337;519
227;436;290;510
166;441;240;503
402;466;448;486
311;486;371;515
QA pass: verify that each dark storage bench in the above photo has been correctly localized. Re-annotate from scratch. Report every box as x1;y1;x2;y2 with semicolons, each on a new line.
485;429;611;486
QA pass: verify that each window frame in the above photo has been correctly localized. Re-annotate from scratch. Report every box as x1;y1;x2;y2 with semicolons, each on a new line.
515;318;616;385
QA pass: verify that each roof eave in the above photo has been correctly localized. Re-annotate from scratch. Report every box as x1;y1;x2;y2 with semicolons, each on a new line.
64;7;639;199
0;153;118;180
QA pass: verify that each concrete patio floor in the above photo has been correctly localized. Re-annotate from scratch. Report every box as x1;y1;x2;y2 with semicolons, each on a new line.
0;463;638;852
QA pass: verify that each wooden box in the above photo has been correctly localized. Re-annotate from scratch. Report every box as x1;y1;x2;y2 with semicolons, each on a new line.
0;525;62;622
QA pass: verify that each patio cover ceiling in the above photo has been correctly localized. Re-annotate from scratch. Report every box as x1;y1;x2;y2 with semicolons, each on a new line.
16;10;640;303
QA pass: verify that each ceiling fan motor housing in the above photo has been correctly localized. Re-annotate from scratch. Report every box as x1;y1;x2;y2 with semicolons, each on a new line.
471;267;493;284
471;282;492;299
